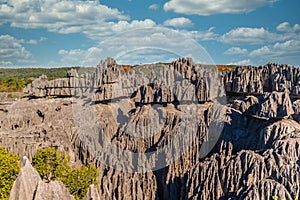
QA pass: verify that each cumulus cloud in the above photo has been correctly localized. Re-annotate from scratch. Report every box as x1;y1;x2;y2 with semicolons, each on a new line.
58;27;216;66
80;19;157;41
249;40;300;65
228;59;252;66
250;40;300;57
58;47;103;66
163;17;193;28
149;4;159;10
0;0;129;37
224;47;248;55
182;27;218;41
0;0;214;43
0;34;33;66
249;46;271;57
273;40;300;51
26;39;38;44
163;0;277;16
294;24;300;31
220;27;283;44
276;22;300;32
0;61;13;66
0;0;219;66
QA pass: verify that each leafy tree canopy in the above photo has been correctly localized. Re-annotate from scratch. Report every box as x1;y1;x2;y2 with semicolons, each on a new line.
0;146;20;200
33;147;99;200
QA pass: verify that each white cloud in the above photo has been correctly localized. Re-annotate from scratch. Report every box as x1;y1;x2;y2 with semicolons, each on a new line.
0;0;129;36
249;40;300;65
224;47;248;55
0;0;166;44
99;27;215;64
84;47;104;66
0;0;219;66
58;49;82;57
221;27;283;44
149;4;159;10
276;22;300;32
250;40;300;57
0;0;215;44
58;27;216;66
182;27;218;41
0;61;13;66
273;40;300;51
163;17;193;28
277;22;291;32
0;35;33;66
58;47;103;66
249;46;271;57
294;24;300;31
27;39;38;44
163;0;277;16
228;59;252;66
65;19;157;41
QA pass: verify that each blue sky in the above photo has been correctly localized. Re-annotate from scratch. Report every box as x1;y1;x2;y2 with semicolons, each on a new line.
0;0;300;67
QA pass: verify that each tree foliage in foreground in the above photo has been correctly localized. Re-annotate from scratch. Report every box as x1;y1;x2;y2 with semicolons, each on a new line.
0;146;20;200
32;147;99;200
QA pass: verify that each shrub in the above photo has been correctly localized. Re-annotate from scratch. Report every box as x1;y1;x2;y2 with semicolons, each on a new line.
57;165;99;199
33;147;99;200
0;146;20;200
32;147;69;182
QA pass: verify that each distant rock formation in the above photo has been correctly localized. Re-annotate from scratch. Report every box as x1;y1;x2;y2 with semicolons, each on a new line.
24;57;225;103
224;63;300;96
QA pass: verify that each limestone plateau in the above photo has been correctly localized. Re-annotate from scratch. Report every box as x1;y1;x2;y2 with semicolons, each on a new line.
1;57;300;200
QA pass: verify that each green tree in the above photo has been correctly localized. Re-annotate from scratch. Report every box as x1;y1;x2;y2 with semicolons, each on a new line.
0;146;20;200
32;147;69;182
33;147;99;200
57;165;99;199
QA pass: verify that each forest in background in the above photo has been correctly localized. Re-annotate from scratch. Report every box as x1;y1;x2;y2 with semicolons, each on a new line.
0;67;95;93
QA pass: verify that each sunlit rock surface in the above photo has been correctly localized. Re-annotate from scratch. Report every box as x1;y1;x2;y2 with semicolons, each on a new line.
2;58;299;199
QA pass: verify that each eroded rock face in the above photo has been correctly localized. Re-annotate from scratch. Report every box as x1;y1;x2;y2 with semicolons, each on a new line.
34;180;75;200
9;157;41;200
255;92;294;119
259;119;300;149
224;63;300;96
83;184;100;200
292;99;300;122
9;156;76;200
4;58;300;199
0;98;78;162
249;92;294;119
24;57;225;104
238;179;294;200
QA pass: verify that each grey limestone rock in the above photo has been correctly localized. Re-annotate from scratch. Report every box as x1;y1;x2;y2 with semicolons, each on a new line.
250;92;294;119
34;180;75;200
8;58;300;199
238;179;294;200
9;156;41;200
83;184;100;200
224;63;300;96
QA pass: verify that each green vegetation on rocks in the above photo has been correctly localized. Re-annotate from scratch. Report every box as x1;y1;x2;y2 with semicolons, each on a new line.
33;147;99;200
0;146;20;200
32;147;70;182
